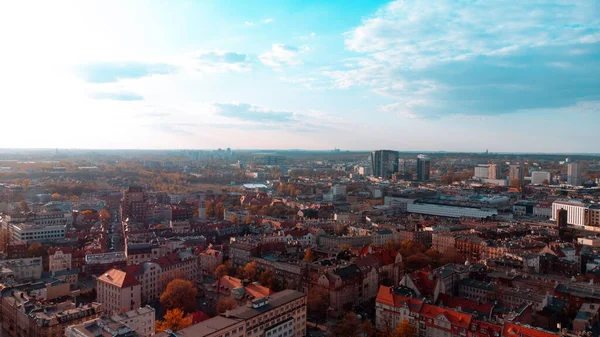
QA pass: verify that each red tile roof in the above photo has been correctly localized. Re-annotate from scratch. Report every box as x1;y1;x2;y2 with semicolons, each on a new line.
376;286;423;313
502;323;560;337
97;268;140;288
420;304;472;329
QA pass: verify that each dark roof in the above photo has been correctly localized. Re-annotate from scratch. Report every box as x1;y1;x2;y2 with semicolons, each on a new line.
333;264;361;280
226;290;305;320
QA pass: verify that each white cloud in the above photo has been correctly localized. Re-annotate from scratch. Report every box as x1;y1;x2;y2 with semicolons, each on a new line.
244;21;254;26
262;18;274;24
259;44;302;69
310;32;316;37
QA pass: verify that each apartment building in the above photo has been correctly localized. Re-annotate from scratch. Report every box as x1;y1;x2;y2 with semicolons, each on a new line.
96;269;142;314
0;257;43;281
111;306;156;337
199;247;223;280
9;222;66;242
48;246;73;272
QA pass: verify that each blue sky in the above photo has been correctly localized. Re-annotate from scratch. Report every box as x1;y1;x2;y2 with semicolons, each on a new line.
1;0;599;152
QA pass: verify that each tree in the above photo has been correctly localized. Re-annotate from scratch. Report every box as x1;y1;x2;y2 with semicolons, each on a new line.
258;270;274;289
307;287;329;324
243;262;258;281
27;242;45;258
160;279;198;313
391;319;416;337
156;308;192;332
339;244;351;250
51;193;62;200
99;208;111;221
333;312;374;337
230;214;239;224
245;215;253;224
303;248;314;262
0;228;11;252
216;297;237;314
509;178;522;189
405;253;431;271
21;179;31;191
205;200;215;218
214;202;225;219
215;263;229;279
18;200;30;213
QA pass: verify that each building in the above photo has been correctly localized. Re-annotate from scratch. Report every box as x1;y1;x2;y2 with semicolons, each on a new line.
111;306;156;337
0;257;43;281
126;243;161;265
487;163;500;179
371;150;399;179
155;289;306;337
263;155;286;166
419;303;472;337
84;252;128;277
531;171;551;185
509;163;524;187
122;186;148;223
205;275;272;305
199;247;224;280
96;269;142;314
416;154;430;181
551;200;588;227
65;316;142;337
474;165;489;179
375;286;423;334
9;222;66;242
567;161;580;186
1;287;103;337
48;246;72;272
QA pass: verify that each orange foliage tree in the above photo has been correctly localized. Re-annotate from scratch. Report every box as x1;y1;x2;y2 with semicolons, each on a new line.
155;308;192;332
160;279;198;313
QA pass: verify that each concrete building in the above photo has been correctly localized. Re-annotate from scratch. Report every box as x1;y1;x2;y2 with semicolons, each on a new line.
531;171;551;185
66;316;142;337
96;269;142;314
9;222;66;242
474;165;489;179
155;289;306;337
551;200;588;227
487;163;500;179
371;150;399;179
416;154;430;181
567;161;580;186
509;163;525;187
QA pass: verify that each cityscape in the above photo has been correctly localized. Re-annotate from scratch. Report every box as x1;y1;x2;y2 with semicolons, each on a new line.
1;0;600;337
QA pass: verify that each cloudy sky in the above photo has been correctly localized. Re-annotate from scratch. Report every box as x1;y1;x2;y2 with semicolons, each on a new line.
1;0;599;152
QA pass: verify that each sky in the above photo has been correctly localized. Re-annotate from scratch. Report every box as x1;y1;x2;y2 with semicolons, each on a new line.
1;0;599;152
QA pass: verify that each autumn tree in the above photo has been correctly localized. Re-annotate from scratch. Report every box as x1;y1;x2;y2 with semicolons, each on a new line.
0;228;11;252
99;208;111;221
235;266;246;279
214;202;225;219
303;248;314;262
215;263;229;279
205;200;215;218
27;242;45;258
216;297;237;314
160;279;198;313
230;214;239;224
332;312;375;337
20;179;31;191
243;261;258;281
405;253;430;272
258;270;274;289
307;287;329;324
18;200;30;213
245;215;253;224
156;308;192;332
391;319;416;337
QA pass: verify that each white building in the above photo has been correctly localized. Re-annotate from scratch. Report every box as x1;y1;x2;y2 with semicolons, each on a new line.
531;171;551;185
9;222;66;242
97;269;142;315
551;200;587;226
112;306;155;337
331;184;346;197
0;257;43;281
49;248;72;273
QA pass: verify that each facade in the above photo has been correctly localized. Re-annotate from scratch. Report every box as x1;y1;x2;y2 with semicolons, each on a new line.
487;163;500;179
509;164;524;187
371;150;399;179
65;316;142;337
85;252;128;277
200;248;224;280
375;286;423;334
96;269;142;314
126;243;161;265
9;222;66;242
474;165;490;179
416;154;431;181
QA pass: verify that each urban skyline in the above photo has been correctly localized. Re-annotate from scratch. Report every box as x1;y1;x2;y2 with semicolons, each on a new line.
1;1;599;152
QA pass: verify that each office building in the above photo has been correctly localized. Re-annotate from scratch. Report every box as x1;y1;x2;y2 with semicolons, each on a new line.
416;154;430;181
9;222;66;242
509;163;524;187
263;155;286;166
487;163;500;179
121;186;148;223
531;171;551;185
567;161;580;186
155;289;306;337
0;257;43;281
370;150;399;179
551;200;587;227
